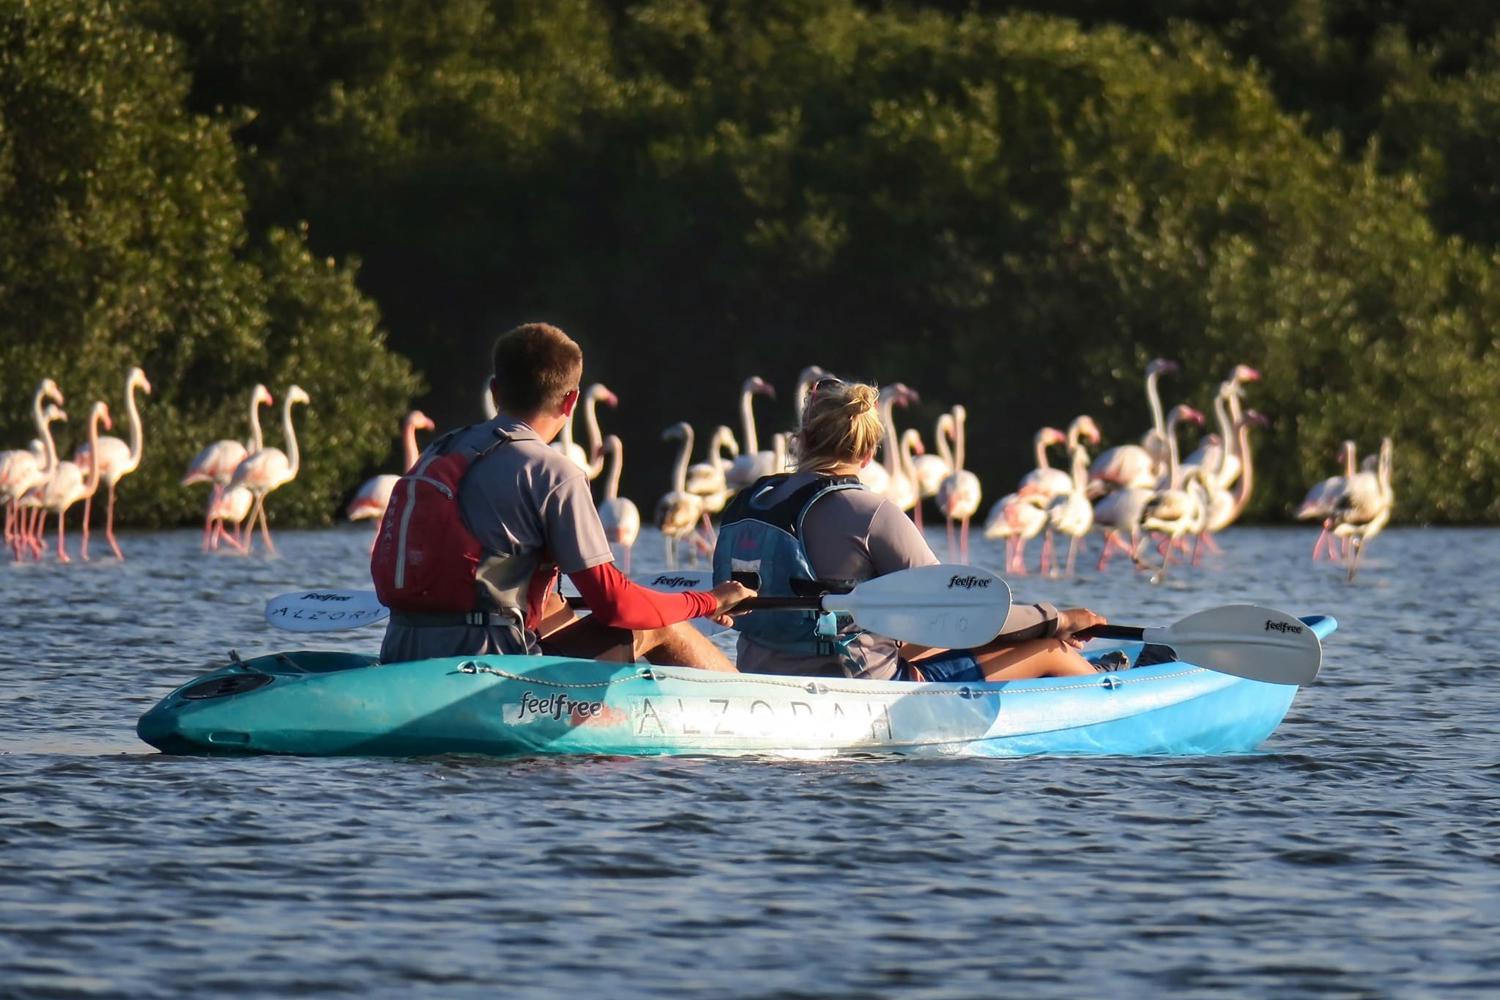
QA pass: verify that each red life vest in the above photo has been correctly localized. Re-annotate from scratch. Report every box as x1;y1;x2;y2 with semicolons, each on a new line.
371;431;506;613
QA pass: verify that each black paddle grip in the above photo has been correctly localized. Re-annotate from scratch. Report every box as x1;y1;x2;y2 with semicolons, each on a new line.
1077;624;1146;641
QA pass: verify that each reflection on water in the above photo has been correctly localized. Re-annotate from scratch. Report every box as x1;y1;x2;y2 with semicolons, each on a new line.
3;525;1499;997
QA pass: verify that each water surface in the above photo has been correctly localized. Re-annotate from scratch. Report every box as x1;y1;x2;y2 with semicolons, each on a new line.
3;525;1498;997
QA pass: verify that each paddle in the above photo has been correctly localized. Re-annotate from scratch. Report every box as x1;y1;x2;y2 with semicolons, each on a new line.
1078;604;1322;686
263;563;1013;648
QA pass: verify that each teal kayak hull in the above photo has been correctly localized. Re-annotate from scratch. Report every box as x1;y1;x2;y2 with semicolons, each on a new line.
137;616;1336;759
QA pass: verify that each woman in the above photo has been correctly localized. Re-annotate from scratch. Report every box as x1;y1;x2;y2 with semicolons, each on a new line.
713;378;1109;681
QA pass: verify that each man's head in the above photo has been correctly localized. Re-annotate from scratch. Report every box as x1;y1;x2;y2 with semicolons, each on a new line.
489;323;583;433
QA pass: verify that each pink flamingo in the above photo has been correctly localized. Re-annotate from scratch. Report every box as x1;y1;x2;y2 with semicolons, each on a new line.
597;434;642;573
655;422;704;569
936;404;982;563
725;376;778;489
227;385;310;556
183;384;274;550
1182;366;1260;490
345;410;436;523
1138;405;1207;579
1331;437;1394;582
1297;440;1358;561
8;404;68;561
36;402;111;563
1042;444;1096;576
1088;358;1178;495
911;412;953;532
205;486;254;553
1196;409;1269;562
1;378;65;552
865;383;919;505
73;366;151;560
983;491;1048;575
685;424;739;546
554;383;617;478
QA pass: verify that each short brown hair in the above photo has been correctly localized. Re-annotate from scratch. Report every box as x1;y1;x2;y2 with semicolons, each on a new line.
793;380;883;472
491;323;583;415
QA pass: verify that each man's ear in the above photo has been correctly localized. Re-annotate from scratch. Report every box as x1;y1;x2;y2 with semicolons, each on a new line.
559;386;580;417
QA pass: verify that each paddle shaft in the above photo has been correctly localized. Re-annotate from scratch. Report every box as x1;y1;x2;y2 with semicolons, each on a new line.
1077;624;1147;642
564;595;820;611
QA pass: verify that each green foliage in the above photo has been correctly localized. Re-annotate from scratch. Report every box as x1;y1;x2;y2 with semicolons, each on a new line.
5;0;1500;525
0;0;419;527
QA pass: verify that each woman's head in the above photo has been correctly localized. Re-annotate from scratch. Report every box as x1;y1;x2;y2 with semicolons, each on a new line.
794;378;883;472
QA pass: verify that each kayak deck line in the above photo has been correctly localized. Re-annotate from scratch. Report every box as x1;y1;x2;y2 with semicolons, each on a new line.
457;657;1214;699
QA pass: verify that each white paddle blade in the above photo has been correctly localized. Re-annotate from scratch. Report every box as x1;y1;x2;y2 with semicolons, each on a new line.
826;564;1012;648
265;589;390;632
1145;604;1321;685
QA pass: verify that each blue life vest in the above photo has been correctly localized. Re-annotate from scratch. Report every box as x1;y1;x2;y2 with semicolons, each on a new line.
712;473;865;657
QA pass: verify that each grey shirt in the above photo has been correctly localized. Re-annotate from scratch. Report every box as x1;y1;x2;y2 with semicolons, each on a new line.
379;415;614;662
734;471;1058;680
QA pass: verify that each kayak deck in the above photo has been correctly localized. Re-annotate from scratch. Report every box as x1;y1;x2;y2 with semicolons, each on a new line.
138;615;1336;759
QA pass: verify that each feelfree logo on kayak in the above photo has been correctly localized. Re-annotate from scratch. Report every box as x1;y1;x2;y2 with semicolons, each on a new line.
516;690;605;723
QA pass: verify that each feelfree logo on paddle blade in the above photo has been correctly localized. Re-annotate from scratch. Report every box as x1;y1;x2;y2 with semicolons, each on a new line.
947;575;991;590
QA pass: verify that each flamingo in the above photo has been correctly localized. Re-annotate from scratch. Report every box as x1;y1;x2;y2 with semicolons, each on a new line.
1197;409;1269;559
183;384;274;551
1016;427;1068;500
1;378;65;553
205;486;254;553
1297;440;1358;562
1182;366;1260;490
983;491;1049;575
911;411;954;532
725;376;777;489
1043;443;1095;576
7;404;68;561
1331;437;1394;582
685;424;740;544
1088;358;1179;495
346;410;437;523
936;404;982;563
71;366;151;560
597;434;641;573
553;383;617;478
227;385;310;556
654;422;704;569
862;383;918;501
36;401;110;563
1138;405;1207;579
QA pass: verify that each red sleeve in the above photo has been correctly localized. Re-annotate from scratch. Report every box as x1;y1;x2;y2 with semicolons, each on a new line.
568;562;718;629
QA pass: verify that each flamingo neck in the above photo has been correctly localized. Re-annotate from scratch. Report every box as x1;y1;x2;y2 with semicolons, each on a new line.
1343;442;1358;480
85;409;106;492
124;374;145;467
772;433;787;471
1032;431;1052;470
933;417;953;469
604;439;623;502
1070;445;1089;491
740;388;760;455
672;427;694;491
31;389;55;472
248;393;267;452
899;430;920;484
951;414;966;473
282;397;301;478
714;428;738;472
1146;370;1167;439
401;416;422;471
1229;419;1257;517
1164;416;1183;489
879;391;902;475
583;391;606;477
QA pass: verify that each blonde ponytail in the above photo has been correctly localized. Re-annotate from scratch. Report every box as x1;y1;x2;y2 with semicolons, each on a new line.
793;380;884;472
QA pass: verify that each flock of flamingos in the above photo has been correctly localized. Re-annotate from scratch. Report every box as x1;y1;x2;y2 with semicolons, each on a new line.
0;360;1394;581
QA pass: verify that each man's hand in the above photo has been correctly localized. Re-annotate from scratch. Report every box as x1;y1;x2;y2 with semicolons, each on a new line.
1056;607;1107;646
707;581;756;627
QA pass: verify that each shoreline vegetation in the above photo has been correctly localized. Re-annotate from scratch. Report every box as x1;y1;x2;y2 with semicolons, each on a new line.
4;1;1499;527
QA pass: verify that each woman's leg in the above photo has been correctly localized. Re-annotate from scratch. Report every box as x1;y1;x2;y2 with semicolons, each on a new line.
970;638;1097;680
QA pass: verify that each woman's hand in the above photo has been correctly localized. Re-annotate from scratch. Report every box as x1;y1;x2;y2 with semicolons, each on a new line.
707;581;757;627
1056;607;1107;646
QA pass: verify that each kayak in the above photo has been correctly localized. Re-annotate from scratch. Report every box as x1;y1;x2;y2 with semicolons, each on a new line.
136;614;1336;758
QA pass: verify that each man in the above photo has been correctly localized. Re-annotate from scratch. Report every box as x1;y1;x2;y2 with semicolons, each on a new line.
376;322;751;669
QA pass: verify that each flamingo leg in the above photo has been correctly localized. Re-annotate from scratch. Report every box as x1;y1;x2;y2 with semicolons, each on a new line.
55;509;71;563
1347;536;1366;582
257;498;277;556
960;517;971;564
105;483;122;559
620;544;632;576
913;502;924;533
1040;529;1055;576
241;496;262;555
945;517;956;562
1065;534;1080;577
80;493;93;561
